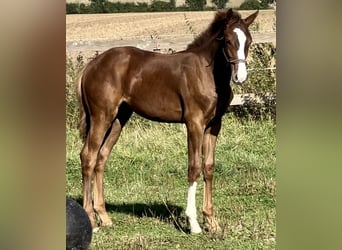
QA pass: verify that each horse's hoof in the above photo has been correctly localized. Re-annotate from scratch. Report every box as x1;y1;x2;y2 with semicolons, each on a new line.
190;226;202;234
92;227;100;233
187;217;202;234
204;219;221;233
102;221;113;227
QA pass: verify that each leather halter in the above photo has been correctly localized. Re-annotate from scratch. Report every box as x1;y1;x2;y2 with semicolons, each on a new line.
217;36;247;64
222;48;246;64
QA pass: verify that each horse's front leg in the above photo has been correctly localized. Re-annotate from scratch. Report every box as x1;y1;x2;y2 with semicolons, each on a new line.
202;120;222;233
185;120;205;234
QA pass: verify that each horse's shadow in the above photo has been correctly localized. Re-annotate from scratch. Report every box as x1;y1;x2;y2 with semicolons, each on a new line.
70;197;190;233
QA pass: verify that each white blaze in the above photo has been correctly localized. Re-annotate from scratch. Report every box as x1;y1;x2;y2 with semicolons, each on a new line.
233;28;247;83
185;182;202;233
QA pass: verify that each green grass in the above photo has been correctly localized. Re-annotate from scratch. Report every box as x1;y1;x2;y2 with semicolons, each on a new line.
66;114;276;249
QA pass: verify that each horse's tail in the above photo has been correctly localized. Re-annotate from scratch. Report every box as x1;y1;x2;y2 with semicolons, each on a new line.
76;67;88;143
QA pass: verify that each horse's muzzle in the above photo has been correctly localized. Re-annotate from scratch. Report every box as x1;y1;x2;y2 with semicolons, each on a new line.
231;71;247;85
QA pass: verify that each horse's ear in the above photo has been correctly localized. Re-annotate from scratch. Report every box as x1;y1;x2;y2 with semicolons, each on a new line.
226;8;234;20
244;10;259;27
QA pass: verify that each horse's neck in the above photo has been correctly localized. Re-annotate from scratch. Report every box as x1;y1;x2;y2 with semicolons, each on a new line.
198;39;222;68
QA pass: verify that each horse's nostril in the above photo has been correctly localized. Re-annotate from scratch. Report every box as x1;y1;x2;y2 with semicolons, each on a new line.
233;74;239;83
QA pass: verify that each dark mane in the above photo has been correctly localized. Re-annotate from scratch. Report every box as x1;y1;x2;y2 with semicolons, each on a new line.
186;9;241;50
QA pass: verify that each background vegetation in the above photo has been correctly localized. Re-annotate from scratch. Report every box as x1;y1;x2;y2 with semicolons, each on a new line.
66;0;274;14
239;0;273;10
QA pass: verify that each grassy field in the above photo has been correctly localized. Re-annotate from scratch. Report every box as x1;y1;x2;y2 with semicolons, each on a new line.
66;114;276;249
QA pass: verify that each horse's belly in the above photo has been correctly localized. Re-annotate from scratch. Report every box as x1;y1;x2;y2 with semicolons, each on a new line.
125;87;184;123
134;108;183;123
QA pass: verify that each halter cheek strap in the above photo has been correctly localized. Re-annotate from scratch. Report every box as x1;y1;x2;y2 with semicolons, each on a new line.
222;48;246;64
217;37;247;64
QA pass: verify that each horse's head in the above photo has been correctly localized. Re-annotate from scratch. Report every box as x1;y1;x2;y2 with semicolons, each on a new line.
223;9;258;84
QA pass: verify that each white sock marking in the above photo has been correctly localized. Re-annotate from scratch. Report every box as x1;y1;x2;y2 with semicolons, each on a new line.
233;28;247;83
185;182;202;233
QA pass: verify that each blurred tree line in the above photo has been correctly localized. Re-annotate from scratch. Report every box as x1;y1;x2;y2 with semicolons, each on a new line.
66;0;273;14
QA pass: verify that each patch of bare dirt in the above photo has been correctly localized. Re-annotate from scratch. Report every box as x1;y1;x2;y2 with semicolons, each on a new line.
66;10;275;60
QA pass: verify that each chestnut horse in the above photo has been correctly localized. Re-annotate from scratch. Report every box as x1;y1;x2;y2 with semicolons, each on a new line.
77;9;258;233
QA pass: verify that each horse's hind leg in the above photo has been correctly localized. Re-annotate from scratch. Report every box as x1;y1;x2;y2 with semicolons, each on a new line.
81;116;113;229
92;103;132;227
